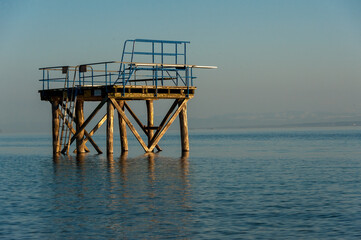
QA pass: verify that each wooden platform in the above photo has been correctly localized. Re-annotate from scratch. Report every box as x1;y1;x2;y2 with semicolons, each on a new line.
40;85;196;102
42;84;193;155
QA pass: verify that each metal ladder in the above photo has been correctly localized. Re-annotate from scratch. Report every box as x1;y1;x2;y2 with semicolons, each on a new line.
59;67;79;155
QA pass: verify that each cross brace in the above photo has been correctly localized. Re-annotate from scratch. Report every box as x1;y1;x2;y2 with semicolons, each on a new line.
60;96;188;153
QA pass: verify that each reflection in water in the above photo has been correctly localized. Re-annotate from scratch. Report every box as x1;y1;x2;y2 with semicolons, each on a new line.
146;152;156;182
50;152;192;239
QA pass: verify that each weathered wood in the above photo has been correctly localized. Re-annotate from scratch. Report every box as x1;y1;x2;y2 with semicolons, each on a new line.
110;98;149;152
76;100;86;153
59;100;68;151
80;113;107;154
179;101;189;152
146;100;154;148
58;110;90;153
40;86;196;101
44;83;196;155
63;97;108;152
64;94;78;155
51;100;60;154
155;99;179;132
124;102;162;151
118;100;128;152
148;99;188;152
107;99;114;154
147;99;179;149
124;102;146;131
60;105;102;154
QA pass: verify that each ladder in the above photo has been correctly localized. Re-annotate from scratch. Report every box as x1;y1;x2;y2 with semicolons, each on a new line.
59;67;79;155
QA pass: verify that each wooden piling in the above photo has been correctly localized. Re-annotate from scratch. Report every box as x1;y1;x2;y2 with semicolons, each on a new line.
107;99;114;154
146;100;154;149
75;100;86;153
179;101;189;152
42;86;196;155
118;100;128;152
51;100;60;154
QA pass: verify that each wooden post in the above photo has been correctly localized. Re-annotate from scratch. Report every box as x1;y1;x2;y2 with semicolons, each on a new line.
75;99;86;153
179;101;189;152
110;98;149;152
146;100;154;149
118;100;128;152
51;99;60;154
107;99;114;154
148;99;188;152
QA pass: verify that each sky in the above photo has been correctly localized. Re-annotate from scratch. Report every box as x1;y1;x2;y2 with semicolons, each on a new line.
1;0;361;132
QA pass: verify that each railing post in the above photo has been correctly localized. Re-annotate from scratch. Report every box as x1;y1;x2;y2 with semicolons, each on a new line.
186;67;189;97
122;64;125;96
91;69;94;87
161;42;164;86
105;63;108;86
155;65;158;97
191;68;193;86
42;69;45;90
78;70;81;86
47;70;50;89
175;43;178;64
184;43;187;65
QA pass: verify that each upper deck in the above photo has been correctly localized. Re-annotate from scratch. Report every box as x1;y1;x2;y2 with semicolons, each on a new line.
38;39;216;101
40;85;197;101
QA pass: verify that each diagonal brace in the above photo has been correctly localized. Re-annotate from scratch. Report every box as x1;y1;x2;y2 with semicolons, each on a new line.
124;102;162;151
148;99;188;152
59;105;103;153
62;97;108;153
58;110;90;152
109;98;149;152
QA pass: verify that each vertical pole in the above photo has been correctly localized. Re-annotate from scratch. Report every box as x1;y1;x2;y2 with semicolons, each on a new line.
118;100;128;152
146;100;154;149
51;99;60;154
179;101;189;152
107;99;114;154
76;99;86;153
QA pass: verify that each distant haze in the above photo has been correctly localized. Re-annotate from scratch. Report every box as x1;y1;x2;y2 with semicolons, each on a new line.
1;0;361;133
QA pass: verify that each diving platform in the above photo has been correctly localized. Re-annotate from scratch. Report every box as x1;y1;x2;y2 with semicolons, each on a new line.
40;85;196;101
38;39;216;155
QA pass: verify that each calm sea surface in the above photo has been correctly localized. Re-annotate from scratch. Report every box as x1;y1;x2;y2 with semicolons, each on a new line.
1;127;361;239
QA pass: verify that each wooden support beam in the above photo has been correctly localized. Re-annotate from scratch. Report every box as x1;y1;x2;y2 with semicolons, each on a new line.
58;110;90;153
179;101;189;152
107;99;114;154
76;100;86;153
63;97;108;152
109;98;149;152
60;105;102;154
146;100;154;149
80;113;107;154
51;100;60;154
155;99;179;133
148;99;188;152
124;102;162;151
146;99;179;148
124;102;146;132
118;101;128;152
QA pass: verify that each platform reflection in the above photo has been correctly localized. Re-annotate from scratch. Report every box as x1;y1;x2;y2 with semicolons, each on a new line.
50;152;192;238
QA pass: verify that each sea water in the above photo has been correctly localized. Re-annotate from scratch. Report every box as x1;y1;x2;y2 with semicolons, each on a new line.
1;127;361;239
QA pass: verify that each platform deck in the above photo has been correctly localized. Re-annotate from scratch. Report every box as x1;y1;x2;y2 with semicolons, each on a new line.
40;85;196;102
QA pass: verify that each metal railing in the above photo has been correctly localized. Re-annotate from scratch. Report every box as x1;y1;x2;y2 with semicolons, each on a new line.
39;39;216;96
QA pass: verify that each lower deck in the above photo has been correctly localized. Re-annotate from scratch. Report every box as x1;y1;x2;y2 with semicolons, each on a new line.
40;85;196;101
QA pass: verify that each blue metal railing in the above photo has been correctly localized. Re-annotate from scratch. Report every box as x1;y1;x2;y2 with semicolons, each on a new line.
39;39;197;96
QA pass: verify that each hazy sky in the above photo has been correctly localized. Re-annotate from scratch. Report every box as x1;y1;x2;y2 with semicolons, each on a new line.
1;0;361;132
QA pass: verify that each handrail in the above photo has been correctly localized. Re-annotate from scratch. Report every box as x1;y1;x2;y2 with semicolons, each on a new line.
39;39;217;96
